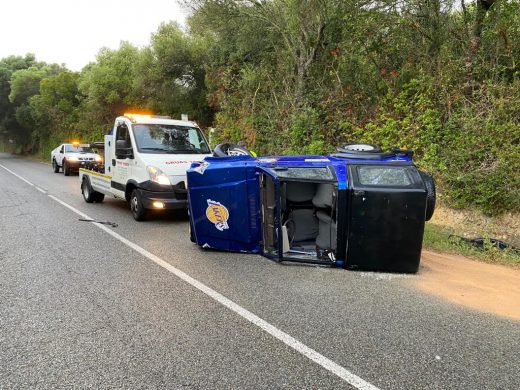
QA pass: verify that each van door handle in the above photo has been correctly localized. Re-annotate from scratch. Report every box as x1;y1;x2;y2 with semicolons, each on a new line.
354;190;365;196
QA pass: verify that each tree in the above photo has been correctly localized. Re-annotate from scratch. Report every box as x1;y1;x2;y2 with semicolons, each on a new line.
0;54;39;146
0;58;64;148
135;22;213;124
29;71;82;151
78;42;142;125
465;0;501;86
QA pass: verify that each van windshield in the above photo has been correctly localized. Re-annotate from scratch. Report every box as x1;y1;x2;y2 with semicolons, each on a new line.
133;124;210;154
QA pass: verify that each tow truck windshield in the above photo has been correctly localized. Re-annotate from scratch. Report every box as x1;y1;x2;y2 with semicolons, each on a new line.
133;124;210;154
65;145;94;153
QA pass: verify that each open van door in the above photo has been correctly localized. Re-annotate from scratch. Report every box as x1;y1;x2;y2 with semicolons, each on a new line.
257;168;282;261
346;164;427;273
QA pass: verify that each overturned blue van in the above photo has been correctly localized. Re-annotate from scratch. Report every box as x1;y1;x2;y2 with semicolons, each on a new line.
187;144;435;273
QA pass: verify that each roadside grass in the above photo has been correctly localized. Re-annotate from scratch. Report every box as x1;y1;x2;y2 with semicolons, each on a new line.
0;142;10;153
25;152;50;165
423;223;520;268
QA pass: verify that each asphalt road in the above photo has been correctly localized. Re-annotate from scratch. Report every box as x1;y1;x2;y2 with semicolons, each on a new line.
0;153;519;389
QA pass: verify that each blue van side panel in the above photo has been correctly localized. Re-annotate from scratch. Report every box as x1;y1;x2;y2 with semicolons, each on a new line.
187;161;262;253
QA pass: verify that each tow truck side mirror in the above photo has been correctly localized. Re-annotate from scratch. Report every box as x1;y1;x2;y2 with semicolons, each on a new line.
115;140;134;159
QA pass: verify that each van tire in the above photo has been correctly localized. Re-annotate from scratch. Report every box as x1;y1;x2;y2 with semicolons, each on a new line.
337;143;382;153
420;171;436;221
130;189;147;221
213;143;252;157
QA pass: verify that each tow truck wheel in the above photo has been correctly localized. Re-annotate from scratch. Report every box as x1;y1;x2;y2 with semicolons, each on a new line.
82;178;94;203
93;192;105;203
130;189;147;221
52;159;59;173
82;178;105;203
63;160;70;176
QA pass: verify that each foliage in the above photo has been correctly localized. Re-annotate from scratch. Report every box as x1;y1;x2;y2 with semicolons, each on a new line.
78;42;142;124
0;0;519;216
135;22;213;124
442;80;520;214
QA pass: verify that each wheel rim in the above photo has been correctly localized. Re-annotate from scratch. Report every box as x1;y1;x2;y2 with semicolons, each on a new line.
344;144;376;151
83;182;89;199
131;196;139;214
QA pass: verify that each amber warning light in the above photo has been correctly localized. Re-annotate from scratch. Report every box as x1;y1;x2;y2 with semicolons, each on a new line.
124;112;152;120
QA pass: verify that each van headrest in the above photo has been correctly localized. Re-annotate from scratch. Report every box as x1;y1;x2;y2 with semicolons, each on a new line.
285;182;317;202
312;183;334;208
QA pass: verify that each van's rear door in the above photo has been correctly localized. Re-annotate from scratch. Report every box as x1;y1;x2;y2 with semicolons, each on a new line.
346;164;426;273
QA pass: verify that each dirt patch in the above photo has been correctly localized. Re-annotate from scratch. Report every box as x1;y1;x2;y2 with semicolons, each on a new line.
411;250;520;321
430;206;520;247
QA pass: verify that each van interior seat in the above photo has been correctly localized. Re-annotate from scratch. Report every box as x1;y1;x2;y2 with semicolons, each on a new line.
284;181;318;243
288;209;319;242
313;183;336;251
285;181;317;203
316;211;337;250
312;183;334;208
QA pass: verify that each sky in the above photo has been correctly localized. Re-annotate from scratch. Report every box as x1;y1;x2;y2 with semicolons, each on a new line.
0;0;188;71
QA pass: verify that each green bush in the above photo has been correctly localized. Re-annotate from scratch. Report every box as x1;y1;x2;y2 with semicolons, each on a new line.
343;76;445;171
441;82;520;214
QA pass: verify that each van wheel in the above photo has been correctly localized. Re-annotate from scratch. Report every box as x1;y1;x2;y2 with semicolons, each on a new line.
52;159;60;173
420;171;436;221
63;160;70;176
213;143;252;157
337;143;382;153
130;189;147;221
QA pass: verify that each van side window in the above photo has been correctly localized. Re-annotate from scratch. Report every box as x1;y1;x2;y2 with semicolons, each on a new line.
116;123;132;148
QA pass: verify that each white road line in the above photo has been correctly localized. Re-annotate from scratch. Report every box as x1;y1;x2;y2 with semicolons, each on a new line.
0;163;381;390
0;164;37;188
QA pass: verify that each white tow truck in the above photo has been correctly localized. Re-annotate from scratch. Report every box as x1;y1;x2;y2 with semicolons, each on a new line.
79;113;211;220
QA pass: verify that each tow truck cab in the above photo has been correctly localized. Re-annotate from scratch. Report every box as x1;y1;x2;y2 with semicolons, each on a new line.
187;151;435;273
80;113;211;220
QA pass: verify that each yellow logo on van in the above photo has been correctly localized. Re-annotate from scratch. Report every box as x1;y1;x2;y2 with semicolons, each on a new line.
206;199;230;231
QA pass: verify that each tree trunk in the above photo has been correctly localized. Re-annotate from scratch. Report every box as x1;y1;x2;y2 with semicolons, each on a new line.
465;0;500;91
